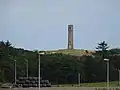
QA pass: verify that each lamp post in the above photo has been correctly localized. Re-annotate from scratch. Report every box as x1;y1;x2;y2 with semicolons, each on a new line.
116;69;120;86
78;73;80;87
38;52;45;90
104;58;110;90
118;69;120;86
14;60;16;85
25;60;28;78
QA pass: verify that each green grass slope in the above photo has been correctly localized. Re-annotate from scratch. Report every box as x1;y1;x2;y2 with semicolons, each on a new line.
53;81;119;87
44;49;95;56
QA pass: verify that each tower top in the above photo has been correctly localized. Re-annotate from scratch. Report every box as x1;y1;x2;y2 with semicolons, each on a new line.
68;25;73;31
68;24;73;26
68;24;73;27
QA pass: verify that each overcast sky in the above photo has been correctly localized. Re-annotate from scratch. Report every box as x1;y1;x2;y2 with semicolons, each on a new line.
1;0;120;50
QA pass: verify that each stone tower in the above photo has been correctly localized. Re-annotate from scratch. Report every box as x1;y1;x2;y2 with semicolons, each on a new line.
68;25;74;49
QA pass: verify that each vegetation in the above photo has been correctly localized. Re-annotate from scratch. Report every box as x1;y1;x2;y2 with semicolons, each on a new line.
96;41;109;59
44;49;94;56
0;40;120;86
55;81;119;87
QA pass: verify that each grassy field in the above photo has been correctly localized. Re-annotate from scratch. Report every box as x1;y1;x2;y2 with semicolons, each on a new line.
45;49;95;56
53;81;120;87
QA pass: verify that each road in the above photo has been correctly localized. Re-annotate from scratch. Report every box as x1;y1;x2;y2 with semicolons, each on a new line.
0;87;120;90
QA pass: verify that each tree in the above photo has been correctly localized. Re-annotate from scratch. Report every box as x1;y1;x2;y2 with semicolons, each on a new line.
96;41;109;51
0;40;119;84
0;40;12;82
96;41;109;59
109;48;120;55
40;54;84;84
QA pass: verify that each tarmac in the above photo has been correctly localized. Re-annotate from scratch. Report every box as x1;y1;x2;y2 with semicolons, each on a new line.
1;87;120;90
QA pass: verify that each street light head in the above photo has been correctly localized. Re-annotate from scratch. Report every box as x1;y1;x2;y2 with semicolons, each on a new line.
25;60;28;62
104;58;109;61
38;52;45;55
14;60;16;62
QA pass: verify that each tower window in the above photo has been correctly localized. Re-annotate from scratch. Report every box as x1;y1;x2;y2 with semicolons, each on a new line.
69;26;71;30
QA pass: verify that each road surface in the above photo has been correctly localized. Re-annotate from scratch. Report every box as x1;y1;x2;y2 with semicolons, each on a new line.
0;87;120;90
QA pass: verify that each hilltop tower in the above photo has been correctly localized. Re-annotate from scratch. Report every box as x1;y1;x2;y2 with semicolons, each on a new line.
67;25;74;49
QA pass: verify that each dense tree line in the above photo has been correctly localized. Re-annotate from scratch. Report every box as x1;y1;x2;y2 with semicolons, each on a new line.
0;40;120;84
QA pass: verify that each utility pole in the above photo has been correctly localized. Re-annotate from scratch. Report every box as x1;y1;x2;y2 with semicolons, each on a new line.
104;58;110;90
25;60;28;78
14;60;16;84
78;73;80;87
118;69;120;86
38;52;45;90
38;54;40;90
